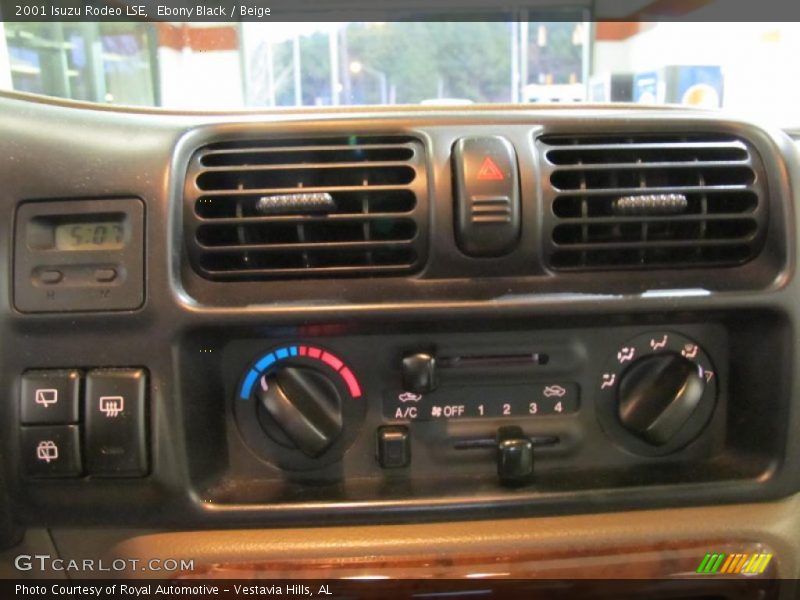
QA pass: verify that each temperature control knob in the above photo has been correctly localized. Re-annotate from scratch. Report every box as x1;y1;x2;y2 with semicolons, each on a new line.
617;353;705;446
256;366;343;457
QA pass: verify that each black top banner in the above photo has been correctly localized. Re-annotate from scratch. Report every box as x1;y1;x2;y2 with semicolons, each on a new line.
1;0;800;22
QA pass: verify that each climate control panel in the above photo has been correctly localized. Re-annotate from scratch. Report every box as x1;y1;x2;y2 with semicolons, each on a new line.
385;350;579;421
224;324;727;493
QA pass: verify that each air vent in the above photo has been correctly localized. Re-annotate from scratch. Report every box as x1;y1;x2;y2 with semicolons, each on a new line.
538;133;768;270
185;136;428;280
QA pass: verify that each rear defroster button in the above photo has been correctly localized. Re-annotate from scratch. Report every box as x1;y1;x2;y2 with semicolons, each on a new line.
85;368;148;477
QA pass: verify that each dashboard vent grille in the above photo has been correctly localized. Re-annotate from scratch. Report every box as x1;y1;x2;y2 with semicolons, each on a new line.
185;136;428;280
539;134;768;270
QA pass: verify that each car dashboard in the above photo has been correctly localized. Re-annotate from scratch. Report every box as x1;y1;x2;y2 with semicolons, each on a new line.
1;93;799;592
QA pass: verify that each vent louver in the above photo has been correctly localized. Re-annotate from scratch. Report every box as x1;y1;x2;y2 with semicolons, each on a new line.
539;133;768;270
185;136;428;280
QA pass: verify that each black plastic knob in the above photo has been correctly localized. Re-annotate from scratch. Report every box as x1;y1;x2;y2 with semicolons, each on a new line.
617;352;705;446
256;366;343;457
495;426;534;486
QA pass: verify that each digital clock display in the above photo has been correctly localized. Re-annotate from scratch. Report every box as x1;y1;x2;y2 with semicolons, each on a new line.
54;221;125;251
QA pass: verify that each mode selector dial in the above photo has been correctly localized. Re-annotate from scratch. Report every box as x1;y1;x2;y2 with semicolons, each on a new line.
617;353;705;446
596;332;718;455
257;366;343;458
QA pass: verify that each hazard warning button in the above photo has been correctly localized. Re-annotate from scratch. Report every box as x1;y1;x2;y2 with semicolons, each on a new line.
476;156;506;181
452;136;520;256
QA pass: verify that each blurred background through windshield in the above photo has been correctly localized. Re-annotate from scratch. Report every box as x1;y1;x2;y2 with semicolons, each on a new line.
1;21;797;123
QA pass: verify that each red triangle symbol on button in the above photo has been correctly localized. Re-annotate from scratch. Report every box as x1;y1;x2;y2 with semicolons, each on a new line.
476;156;505;181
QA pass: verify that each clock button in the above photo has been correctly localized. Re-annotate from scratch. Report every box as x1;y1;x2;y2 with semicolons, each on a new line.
95;268;118;283
38;270;63;285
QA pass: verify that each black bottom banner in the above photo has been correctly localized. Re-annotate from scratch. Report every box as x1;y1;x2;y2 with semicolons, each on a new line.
5;578;796;600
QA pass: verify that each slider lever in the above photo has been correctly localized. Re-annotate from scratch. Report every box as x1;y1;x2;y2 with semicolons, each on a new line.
496;426;533;487
401;350;546;394
453;427;559;487
401;352;438;393
453;431;559;450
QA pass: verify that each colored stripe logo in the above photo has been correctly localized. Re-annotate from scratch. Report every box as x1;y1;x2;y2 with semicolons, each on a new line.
696;552;773;575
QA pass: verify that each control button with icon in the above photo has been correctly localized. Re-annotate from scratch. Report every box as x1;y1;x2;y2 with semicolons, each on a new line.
20;369;80;424
18;367;148;479
21;425;81;477
85;369;147;477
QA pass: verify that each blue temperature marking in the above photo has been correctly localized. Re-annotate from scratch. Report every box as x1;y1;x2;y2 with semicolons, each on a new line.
255;353;277;372
240;369;259;400
241;345;315;400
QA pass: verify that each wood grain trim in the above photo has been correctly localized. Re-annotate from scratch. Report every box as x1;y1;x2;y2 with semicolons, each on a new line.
174;540;777;579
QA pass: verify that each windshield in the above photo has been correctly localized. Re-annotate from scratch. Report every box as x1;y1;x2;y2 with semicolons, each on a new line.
1;21;797;124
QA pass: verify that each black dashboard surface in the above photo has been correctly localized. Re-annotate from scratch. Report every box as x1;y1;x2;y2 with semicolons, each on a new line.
1;93;799;543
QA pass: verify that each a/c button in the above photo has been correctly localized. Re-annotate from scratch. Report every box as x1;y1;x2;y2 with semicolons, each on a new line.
377;426;410;468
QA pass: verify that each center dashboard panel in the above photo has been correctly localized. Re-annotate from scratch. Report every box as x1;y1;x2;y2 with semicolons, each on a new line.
177;315;786;516
1;95;799;534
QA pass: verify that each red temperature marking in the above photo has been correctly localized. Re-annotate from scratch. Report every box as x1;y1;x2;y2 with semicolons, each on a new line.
321;351;344;372
338;366;362;398
307;346;322;359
